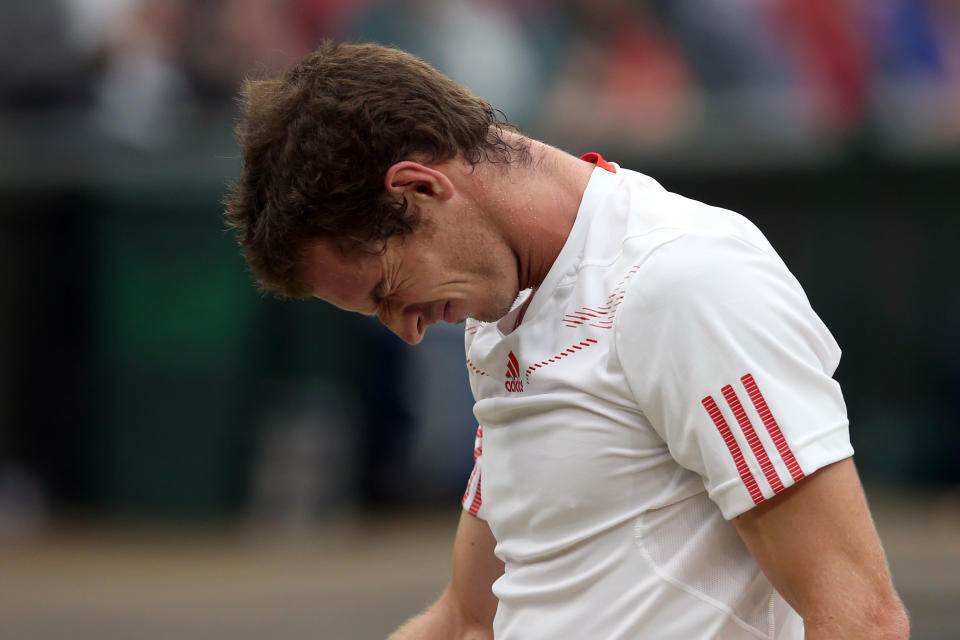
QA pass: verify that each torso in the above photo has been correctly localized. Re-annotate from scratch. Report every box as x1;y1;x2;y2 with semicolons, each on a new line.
461;162;814;639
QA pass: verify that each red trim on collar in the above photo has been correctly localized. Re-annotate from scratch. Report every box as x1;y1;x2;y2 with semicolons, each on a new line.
580;152;617;173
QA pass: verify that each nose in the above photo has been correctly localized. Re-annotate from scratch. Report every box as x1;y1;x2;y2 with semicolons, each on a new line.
383;306;426;345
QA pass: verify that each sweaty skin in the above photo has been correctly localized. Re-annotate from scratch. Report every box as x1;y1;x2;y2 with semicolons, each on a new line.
301;139;593;344
298;141;907;639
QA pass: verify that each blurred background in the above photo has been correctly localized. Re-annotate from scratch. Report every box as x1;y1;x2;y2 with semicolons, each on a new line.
0;0;958;638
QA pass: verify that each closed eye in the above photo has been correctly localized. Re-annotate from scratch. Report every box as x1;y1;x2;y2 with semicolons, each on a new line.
368;279;386;309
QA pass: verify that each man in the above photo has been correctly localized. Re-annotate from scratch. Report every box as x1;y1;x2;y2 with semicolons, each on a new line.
225;42;909;639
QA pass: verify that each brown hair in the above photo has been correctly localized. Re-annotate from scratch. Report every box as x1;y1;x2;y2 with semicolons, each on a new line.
224;41;529;297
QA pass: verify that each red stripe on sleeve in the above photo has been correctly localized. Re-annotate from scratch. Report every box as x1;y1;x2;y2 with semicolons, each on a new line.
721;385;785;494
741;374;805;482
702;396;765;504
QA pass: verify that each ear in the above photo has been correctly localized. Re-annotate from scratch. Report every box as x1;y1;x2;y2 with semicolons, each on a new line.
384;161;455;203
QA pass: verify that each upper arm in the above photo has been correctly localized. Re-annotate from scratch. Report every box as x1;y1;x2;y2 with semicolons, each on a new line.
733;458;909;639
616;233;853;519
447;510;503;631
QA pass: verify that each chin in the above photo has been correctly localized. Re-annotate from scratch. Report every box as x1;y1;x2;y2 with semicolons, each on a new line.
473;310;507;323
473;291;519;323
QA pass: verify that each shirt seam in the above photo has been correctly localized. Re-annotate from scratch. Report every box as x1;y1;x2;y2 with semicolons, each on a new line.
632;516;771;640
558;224;777;290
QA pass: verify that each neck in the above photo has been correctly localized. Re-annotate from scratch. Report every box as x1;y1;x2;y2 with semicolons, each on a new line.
500;141;594;291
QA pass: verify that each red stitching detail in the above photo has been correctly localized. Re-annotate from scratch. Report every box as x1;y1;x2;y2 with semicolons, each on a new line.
466;359;488;376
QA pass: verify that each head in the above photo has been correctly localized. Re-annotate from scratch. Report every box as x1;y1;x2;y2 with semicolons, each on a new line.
223;41;529;299
298;181;526;344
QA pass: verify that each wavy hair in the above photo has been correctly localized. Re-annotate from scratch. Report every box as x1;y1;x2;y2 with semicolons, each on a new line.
224;41;529;297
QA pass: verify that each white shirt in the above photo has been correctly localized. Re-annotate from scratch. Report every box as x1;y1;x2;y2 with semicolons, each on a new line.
460;159;853;639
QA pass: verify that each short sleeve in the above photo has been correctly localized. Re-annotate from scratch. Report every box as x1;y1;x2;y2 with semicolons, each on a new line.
461;425;485;518
615;233;853;519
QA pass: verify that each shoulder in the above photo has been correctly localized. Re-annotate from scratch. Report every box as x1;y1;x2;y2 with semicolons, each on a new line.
611;229;830;373
612;228;841;392
579;228;784;344
580;170;780;290
618;229;799;311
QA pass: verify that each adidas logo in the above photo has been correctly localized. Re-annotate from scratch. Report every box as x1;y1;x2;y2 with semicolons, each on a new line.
504;351;524;393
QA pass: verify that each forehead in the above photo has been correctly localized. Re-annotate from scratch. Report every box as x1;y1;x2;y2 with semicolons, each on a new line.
299;239;381;312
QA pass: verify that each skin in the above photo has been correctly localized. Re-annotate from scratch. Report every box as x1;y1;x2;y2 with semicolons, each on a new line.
299;139;908;638
300;140;593;344
388;511;501;640
390;459;908;640
733;458;910;639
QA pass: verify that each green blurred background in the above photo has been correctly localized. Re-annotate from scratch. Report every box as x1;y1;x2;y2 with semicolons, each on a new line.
0;1;958;638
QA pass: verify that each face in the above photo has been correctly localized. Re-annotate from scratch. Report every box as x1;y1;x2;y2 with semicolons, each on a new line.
301;218;520;344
